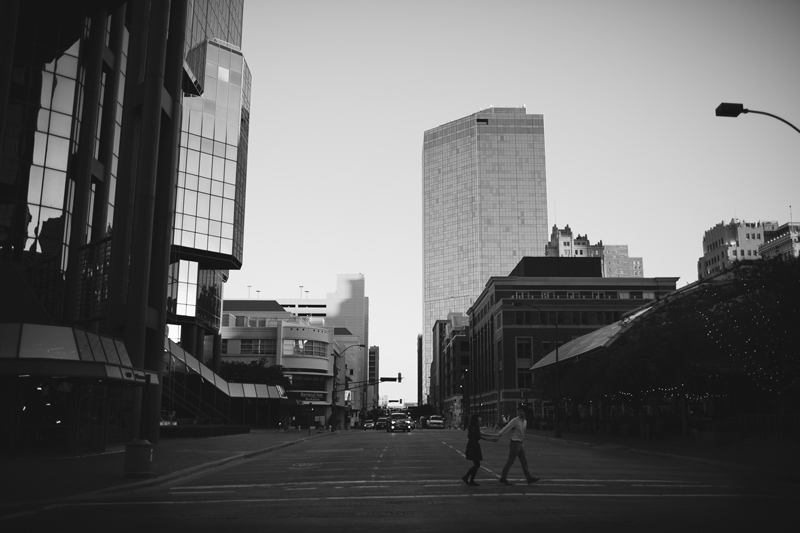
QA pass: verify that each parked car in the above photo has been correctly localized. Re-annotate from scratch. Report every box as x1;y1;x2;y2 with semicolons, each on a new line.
427;415;445;429
375;417;389;430
362;420;375;430
387;412;412;432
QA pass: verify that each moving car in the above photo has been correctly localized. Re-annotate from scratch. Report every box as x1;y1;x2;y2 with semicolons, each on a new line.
427;415;445;429
374;417;389;430
387;412;412;432
362;420;375;430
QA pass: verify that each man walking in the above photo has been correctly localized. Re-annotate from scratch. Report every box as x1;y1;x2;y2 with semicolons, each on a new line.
494;406;539;485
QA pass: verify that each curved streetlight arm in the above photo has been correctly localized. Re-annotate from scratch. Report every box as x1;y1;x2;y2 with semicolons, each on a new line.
716;103;800;136
744;109;800;136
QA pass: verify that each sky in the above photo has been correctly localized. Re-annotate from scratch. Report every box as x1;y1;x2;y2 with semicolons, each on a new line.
231;0;800;404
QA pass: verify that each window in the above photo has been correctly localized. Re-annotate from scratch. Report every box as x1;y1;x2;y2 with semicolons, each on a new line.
283;339;328;357
290;374;326;391
516;338;532;359
221;339;228;354
241;338;276;355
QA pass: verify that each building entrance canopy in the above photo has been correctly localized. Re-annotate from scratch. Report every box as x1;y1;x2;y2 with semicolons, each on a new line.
164;337;287;400
0;323;158;385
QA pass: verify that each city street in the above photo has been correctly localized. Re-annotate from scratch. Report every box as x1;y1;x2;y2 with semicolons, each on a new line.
3;430;796;532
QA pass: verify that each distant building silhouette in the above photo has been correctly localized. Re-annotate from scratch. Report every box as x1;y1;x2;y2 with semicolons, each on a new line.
697;219;774;279
545;224;644;277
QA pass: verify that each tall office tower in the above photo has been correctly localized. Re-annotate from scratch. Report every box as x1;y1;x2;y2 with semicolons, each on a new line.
0;0;250;453
422;107;548;401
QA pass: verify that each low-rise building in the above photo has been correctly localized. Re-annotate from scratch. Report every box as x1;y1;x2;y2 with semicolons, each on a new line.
697;219;774;279
545;225;644;277
220;300;338;429
760;222;800;261
467;257;677;426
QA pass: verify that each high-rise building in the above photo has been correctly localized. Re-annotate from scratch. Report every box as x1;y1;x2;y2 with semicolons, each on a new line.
167;3;251;374
422;107;548;401
0;0;250;454
545;225;644;277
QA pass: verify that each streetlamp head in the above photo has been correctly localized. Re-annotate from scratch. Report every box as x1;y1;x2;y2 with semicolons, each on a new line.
716;102;746;118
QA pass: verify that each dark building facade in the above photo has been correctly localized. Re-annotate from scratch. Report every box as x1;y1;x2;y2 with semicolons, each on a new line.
432;312;469;428
0;0;249;454
467;258;677;426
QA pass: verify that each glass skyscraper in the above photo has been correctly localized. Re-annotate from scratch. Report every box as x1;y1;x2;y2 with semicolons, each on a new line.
422;107;548;401
0;0;251;452
168;9;252;363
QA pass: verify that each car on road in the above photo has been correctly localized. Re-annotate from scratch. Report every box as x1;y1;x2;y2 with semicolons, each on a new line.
362;420;375;430
375;417;389;430
387;412;412;432
427;415;445;429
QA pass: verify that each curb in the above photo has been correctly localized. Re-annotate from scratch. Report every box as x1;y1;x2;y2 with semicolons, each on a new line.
0;431;336;521
92;430;337;496
529;433;800;483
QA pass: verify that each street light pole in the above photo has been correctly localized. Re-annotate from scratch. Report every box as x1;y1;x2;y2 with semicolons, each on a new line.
715;103;800;135
331;343;366;430
529;304;561;439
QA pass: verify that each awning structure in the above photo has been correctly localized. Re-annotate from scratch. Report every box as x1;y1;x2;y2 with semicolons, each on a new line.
531;307;653;371
0;323;158;385
164;337;287;400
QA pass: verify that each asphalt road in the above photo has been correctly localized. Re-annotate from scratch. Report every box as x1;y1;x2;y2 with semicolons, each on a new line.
3;430;797;532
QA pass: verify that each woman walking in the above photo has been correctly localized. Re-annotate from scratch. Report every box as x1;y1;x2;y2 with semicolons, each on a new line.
462;414;494;486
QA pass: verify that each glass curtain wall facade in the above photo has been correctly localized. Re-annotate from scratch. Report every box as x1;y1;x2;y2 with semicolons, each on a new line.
168;1;250;370
0;5;128;323
0;0;195;450
422;107;548;402
0;0;251;452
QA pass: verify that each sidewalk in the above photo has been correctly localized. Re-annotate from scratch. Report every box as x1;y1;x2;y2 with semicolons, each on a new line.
526;427;800;481
2;426;798;519
0;428;333;518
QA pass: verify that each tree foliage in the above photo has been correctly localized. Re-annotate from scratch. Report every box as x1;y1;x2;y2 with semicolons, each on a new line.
218;358;292;389
537;257;800;406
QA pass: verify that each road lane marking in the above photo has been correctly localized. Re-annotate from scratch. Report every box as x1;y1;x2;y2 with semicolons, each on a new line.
169;491;235;495
371;445;389;479
170;478;733;490
45;492;796;510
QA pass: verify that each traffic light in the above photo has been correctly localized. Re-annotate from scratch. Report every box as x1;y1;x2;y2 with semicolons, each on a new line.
398;373;402;383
